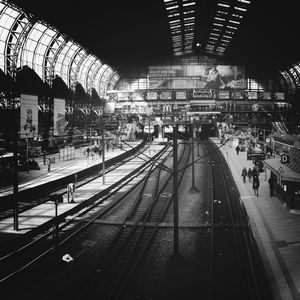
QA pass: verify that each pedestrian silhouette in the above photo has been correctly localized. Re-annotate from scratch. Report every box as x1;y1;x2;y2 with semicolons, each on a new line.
253;174;260;197
268;176;275;196
247;168;253;182
242;167;247;183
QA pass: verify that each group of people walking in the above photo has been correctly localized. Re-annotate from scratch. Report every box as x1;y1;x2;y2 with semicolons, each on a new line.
242;165;276;197
242;166;260;197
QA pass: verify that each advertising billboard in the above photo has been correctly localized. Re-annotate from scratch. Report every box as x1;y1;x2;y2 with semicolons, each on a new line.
147;92;157;100
54;98;65;136
263;92;272;100
20;94;38;138
218;90;230;99
248;91;258;99
232;91;244;99
148;65;246;90
273;92;285;100
176;91;186;99
160;91;172;100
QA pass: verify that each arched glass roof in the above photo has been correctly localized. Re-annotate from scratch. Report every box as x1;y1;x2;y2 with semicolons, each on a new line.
0;0;119;97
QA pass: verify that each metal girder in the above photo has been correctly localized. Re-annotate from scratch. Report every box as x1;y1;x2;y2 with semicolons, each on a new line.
4;10;33;78
69;49;88;91
44;33;64;86
84;56;99;94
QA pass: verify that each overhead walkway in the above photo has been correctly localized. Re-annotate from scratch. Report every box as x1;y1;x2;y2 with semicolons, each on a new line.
210;137;300;300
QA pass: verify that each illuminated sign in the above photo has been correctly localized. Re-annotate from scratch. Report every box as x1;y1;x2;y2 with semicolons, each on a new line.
273;92;285;100
232;90;244;99
147;92;157;100
193;89;212;99
176;91;186;99
263;92;272;100
218;90;230;99
248;91;258;99
281;154;289;164
251;104;259;111
160;91;172;100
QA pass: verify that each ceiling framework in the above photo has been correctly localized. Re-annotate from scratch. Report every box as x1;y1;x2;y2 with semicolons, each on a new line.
164;0;196;56
164;0;251;57
0;0;119;98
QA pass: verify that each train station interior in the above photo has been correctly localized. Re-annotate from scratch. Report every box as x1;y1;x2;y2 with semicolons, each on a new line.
0;1;300;299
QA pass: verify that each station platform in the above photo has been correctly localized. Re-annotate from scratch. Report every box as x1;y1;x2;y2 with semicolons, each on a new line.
0;141;164;244
210;137;300;300
1;138;299;300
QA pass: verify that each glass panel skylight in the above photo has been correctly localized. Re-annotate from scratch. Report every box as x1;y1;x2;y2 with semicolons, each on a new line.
203;0;250;55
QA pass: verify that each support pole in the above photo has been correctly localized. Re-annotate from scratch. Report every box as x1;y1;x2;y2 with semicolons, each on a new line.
12;72;19;230
101;117;105;185
13;98;19;231
190;125;199;193
26;136;29;174
197;125;200;157
148;115;151;155
173;124;179;256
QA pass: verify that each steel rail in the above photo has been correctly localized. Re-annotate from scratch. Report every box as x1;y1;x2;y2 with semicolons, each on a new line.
107;140;191;299
209;140;260;299
0;145;171;286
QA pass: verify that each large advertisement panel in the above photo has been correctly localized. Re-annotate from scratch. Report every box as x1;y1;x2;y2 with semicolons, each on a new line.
148;65;246;89
176;91;186;99
147;92;157;100
20;94;38;138
54;98;65;136
160;91;172;100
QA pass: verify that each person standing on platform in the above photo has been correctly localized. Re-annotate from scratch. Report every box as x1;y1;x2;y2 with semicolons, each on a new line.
268;176;275;196
86;147;91;158
252;165;258;177
47;158;51;172
247;167;253;182
242;166;247;183
235;145;240;155
253;174;260;197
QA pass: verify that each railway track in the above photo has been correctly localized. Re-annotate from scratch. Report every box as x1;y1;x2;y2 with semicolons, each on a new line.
0;142;152;219
207;140;270;299
0;143;171;291
76;137;191;299
0;137;272;300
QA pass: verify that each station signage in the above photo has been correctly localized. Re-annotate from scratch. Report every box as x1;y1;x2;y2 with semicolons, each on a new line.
280;154;289;164
192;89;212;99
218;90;230;99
